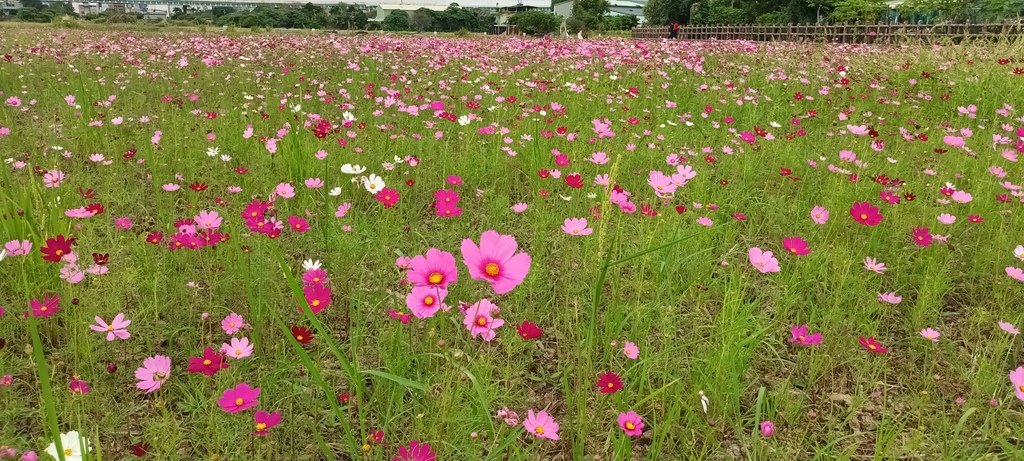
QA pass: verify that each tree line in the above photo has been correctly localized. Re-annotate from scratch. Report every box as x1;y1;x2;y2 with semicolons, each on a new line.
643;0;1024;26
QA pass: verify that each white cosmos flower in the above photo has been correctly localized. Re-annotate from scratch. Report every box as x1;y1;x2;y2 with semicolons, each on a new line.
342;111;356;122
558;194;572;201
206;146;219;157
46;430;91;461
364;174;385;193
699;391;709;414
0;249;6;262
220;155;232;162
341;163;366;175
290;104;302;113
328;187;342;196
458;115;471;126
1014;245;1024;261
684;121;694;126
302;259;322;271
769;121;782;128
586;192;597;199
393;155;404;163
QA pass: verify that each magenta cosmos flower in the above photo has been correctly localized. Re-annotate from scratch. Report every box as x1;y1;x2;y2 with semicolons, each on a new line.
748;247;780;273
782;236;810;255
29;294;60;318
135;355;171;393
393;440;436;461
408;248;458;289
460;230;532;294
617;411;644;436
253;410;282;436
789;324;822;346
462;299;504;341
218;383;260;413
187;347;229;376
524;410;559;440
850;201;883;226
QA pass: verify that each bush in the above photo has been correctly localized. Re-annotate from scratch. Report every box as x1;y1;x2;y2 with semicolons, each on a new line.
510;11;561;35
755;11;788;24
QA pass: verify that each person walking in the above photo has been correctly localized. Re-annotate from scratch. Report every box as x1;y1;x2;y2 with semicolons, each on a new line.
668;21;680;39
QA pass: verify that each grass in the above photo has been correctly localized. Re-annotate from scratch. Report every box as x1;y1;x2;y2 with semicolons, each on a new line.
1;25;1024;460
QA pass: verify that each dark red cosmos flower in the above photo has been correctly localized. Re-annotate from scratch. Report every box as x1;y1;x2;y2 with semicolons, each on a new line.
998;58;1011;65
85;203;105;215
205;111;217;119
564;173;583;189
91;253;109;266
903;192;916;202
129;442;150;457
538;169;550;179
337;392;351;404
146;232;164;245
779;167;793;176
675;205;687;214
1014;68;1024;75
291;325;314;345
405;179;415;187
235;166;249;175
968;214;983;223
189;182;208;192
517;321;543;340
186;347;229;377
78;187;97;199
123;148;137;159
640;203;657;216
370;429;385;444
40;235;75;263
596;372;624;394
912;227;933;247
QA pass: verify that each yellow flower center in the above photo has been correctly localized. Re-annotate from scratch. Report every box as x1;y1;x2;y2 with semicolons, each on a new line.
40;306;48;311
573;229;579;234
485;262;500;277
296;335;304;341
535;426;545;435
107;325;114;331
256;422;267;431
234;349;242;355
476;316;487;326
607;382;614;388
311;299;321;307
790;248;797;253
251;211;258;217
313;277;320;283
65;448;74;456
203;359;212;366
860;213;868;220
56;249;64;256
154;372;166;380
868;344;876;350
625;421;635;430
1019;385;1024;392
424;296;434;306
798;335;805;342
428;272;443;284
235;397;244;406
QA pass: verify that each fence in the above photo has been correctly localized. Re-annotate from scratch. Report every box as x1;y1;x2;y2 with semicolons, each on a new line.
631;23;1024;42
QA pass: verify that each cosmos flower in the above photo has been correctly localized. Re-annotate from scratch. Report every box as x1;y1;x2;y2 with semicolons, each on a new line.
90;313;131;341
135;355;171;393
789;325;822;346
623;341;639;359
461;231;531;294
222;337;254;359
920;328;941;342
252;411;282;437
462;299;504;341
45;431;90;461
859;336;888;354
782;236;810;255
561;218;593;236
393;440;435;461
187;347;229;377
748;247;780;273
617;411;644;437
596;372;623;394
849;202;883;226
217;383;260;413
408;249;458;289
523;410;559;440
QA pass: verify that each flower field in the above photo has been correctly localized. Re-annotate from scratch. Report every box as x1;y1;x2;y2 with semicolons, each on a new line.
2;26;1024;460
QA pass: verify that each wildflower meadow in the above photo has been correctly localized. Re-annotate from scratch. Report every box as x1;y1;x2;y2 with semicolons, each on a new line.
2;24;1024;460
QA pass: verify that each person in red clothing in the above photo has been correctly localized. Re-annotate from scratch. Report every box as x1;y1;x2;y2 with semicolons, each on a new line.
668;21;680;39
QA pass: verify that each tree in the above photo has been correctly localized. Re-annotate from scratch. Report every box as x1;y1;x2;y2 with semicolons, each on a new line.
691;0;746;24
211;6;236;18
644;0;694;25
410;8;434;31
331;4;369;29
571;0;609;33
510;10;562;34
382;9;410;31
830;0;885;22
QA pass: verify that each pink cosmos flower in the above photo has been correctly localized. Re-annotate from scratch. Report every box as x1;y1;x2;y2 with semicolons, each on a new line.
42;170;64;188
782;236;810;255
623;341;639;359
937;213;956;225
194;210;223;230
335;202;353;218
303;284;332;314
810;205;829;224
1006;267;1024;282
304;178;324;189
1010;367;1024;401
951;190;972;203
561;218;593;236
4;240;32;256
617;411;644;436
253;411;282;436
29;294;60;318
69;377;91;395
406;286;448;319
760;420;775;437
287;216;310;233
789;325;822;346
395;256;412;270
998;321;1020;335
221;313;246;335
274;182;295;199
864;257;887;274
135;355;171;393
748;247;780;273
393;440;436;461
511;203;528;213
461;231;532;295
113;217;133;230
90;313;131;341
878;292;902;304
523;410;559;440
920;328;941;342
408;248;458;289
462;299;504;341
217;383;260;413
222;337;254;359
696;216;713;227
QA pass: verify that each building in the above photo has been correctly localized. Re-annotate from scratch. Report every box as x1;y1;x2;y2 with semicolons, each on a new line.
493;1;549;34
552;0;644;24
368;2;447;24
